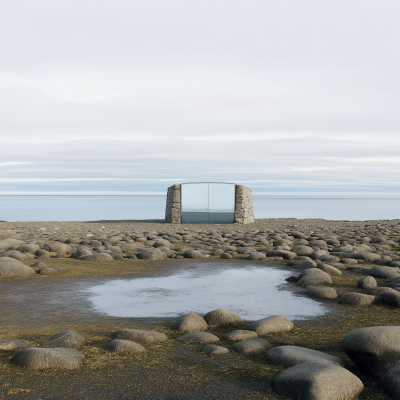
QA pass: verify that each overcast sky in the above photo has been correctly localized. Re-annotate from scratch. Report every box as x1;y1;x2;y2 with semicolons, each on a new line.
1;0;399;195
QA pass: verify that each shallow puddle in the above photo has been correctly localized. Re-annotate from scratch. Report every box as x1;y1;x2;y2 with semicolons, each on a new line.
86;263;327;320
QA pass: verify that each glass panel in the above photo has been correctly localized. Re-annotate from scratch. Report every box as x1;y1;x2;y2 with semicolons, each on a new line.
208;183;235;212
181;212;209;223
181;183;209;212
208;212;235;223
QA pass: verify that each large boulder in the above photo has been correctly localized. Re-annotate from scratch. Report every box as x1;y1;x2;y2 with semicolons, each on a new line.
338;293;378;306
83;253;114;261
172;314;208;332
112;329;168;344
364;266;400;280
105;339;145;353
0;257;36;278
381;291;400;307
0;339;30;350
247;252;266;260
203;309;244;327
292;245;314;256
317;263;342;276
266;250;297;260
0;238;25;251
153;239;172;249
72;248;93;259
352;252;382;262
221;330;258;341
17;243;40;253
177;332;219;343
272;362;364;400
137;249;168;260
203;345;229;355
48;243;73;257
182;250;205;259
296;269;332;286
232;338;272;356
42;330;85;349
248;315;294;335
11;348;85;370
304;286;337;299
357;276;377;289
338;326;400;376
120;243;138;253
379;360;400;398
266;346;346;368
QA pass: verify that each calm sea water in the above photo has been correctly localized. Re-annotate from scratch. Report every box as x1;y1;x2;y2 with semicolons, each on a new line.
0;195;398;222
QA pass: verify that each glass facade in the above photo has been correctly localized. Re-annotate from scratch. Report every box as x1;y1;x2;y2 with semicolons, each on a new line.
181;183;235;223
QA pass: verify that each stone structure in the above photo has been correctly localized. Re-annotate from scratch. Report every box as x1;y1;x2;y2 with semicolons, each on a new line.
165;184;254;224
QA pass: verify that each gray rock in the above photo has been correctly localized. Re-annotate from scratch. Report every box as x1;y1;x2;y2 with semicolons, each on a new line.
204;309;244;327
247;252;266;260
368;287;399;296
310;249;329;259
0;257;36;278
112;329;168;344
137;249;168;260
83;253;114;261
338;326;400;376
11;348;85;370
17;243;40;253
317;263;342;276
38;267;57;275
153;239;172;249
31;261;48;268
358;276;377;289
352;252;382;262
172;314;208;332
297;269;332;286
266;345;346;368
379;360;400;398
72;248;93;258
266;250;297;260
232;338;272;356
220;252;232;259
318;255;340;263
291;260;317;270
304;286;337;299
221;330;258;341
203;345;229;355
381;291;400;307
177;332;219;343
341;258;358;264
48;243;73;257
0;339;30;350
42;330;85;349
339;292;378;306
0;238;25;251
292;245;314;256
364;266;400;280
237;247;257;255
105;339;145;353
272;362;364;400
213;249;224;256
248;315;294;335
119;243;138;253
183;250;205;259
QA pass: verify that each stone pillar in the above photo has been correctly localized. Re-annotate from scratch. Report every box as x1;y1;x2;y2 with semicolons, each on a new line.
165;184;181;224
234;185;255;224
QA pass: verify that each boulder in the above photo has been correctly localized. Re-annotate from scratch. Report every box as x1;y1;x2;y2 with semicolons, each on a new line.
368;287;399;296
232;338;272;356
237;247;257;255
379;360;400;398
203;345;229;355
272;362;364;400
42;330;85;349
339;293;378;306
72;248;93;259
172;314;208;332
17;244;40;253
247;252;266;260
83;253;114;261
304;286;337;299
381;291;400;307
105;339;145;353
177;332;219;343
248;315;294;335
297;269;332;286
310;250;329;260
291;260;317;270
38;267;57;275
352;252;382;262
221;330;258;341
0;238;25;251
266;346;346;368
182;250;205;259
11;348;85;370
357;276;377;289
317;263;342;276
0;339;30;350
266;250;297;260
338;326;400;376
48;243;73;257
203;309;244;327
364;266;400;280
120;243;138;253
137;249;168;260
292;245;314;256
0;257;36;278
153;239;172;249
318;255;340;263
112;329;168;344
220;252;232;259
31;261;48;268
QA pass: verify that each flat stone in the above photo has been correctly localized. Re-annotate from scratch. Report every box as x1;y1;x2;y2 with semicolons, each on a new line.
11;348;85;370
232;338;272;356
272;362;364;400
112;329;168;344
105;339;145;353
203;345;229;355
266;345;346;368
248;315;294;335
177;332;219;343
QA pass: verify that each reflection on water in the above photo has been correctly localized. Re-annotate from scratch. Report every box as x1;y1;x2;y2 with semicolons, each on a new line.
86;265;327;320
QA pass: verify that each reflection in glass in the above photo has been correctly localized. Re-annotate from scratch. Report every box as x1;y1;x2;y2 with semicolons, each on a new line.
181;183;209;212
209;183;235;211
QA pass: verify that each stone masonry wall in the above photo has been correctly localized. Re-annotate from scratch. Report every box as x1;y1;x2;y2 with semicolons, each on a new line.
234;185;255;224
165;183;254;224
165;184;181;224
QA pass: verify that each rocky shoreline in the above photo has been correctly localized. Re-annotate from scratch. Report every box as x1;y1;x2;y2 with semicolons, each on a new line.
1;218;400;399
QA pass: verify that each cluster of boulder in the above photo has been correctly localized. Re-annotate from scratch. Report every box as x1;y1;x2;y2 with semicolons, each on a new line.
5;309;400;399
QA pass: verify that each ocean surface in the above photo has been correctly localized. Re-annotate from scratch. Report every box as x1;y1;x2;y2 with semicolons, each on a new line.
0;195;399;222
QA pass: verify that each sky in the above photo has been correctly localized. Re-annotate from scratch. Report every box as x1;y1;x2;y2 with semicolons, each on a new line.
0;0;399;195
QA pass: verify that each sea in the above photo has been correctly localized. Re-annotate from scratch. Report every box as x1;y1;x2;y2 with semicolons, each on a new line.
0;195;399;222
